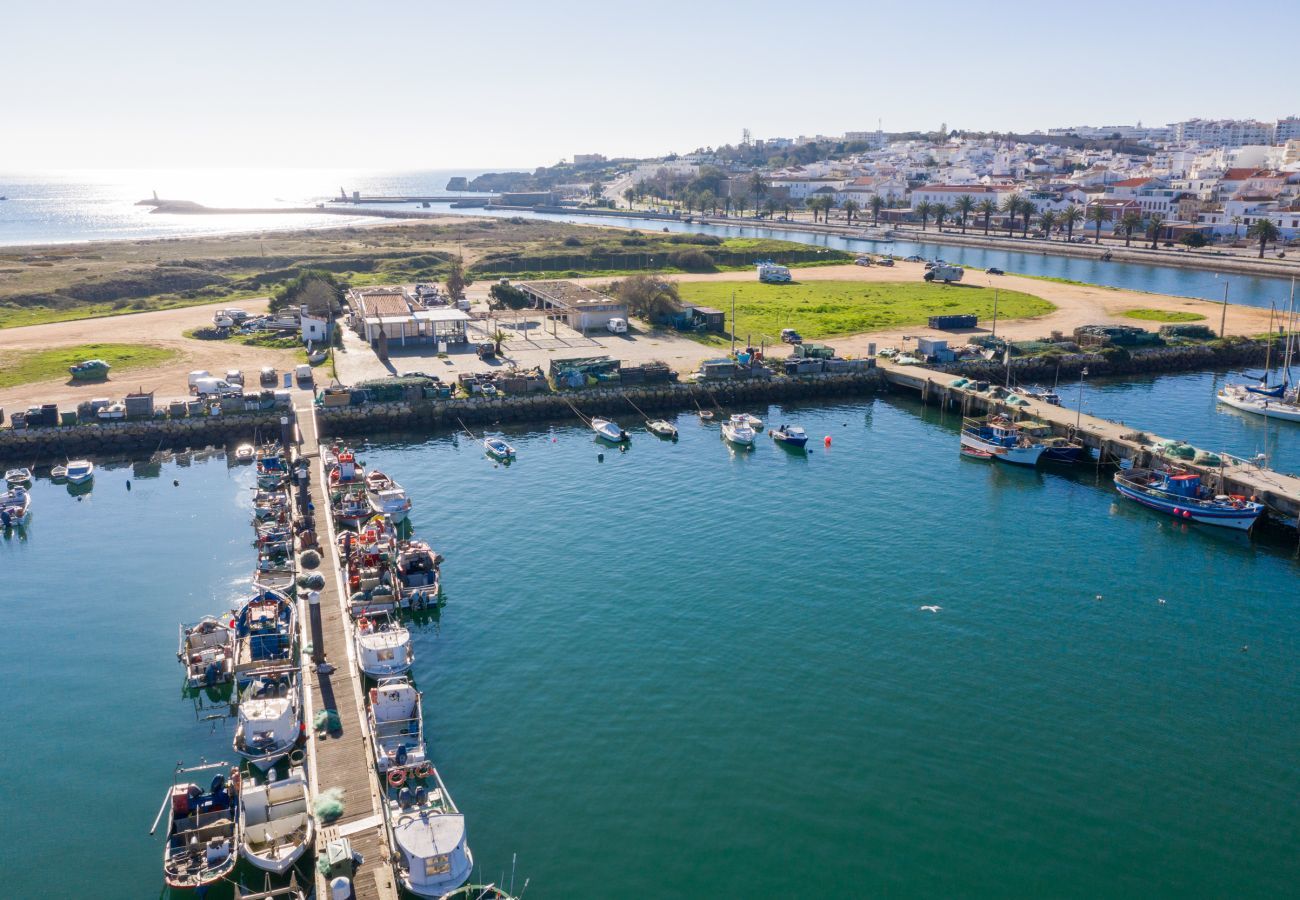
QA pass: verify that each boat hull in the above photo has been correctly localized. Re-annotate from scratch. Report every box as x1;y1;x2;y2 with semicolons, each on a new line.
960;432;1043;466
1217;390;1300;422
1114;480;1261;530
772;432;808;448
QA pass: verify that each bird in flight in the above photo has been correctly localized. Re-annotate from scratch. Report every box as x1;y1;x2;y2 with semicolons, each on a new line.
919;605;942;613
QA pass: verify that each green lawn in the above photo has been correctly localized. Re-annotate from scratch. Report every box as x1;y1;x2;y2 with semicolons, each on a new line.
675;280;1055;344
0;343;180;389
1123;308;1206;323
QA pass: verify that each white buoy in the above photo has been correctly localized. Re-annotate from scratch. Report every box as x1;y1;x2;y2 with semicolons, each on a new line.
309;590;321;606
331;876;352;899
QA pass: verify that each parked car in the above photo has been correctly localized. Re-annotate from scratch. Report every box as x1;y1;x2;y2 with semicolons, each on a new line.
225;369;244;386
781;328;803;344
259;366;277;386
986;267;1005;275
294;364;313;384
476;342;496;359
904;255;924;262
854;256;873;266
877;257;895;267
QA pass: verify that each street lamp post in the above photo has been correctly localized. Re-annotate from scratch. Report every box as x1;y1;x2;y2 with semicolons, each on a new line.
1219;279;1230;337
1076;366;1088;431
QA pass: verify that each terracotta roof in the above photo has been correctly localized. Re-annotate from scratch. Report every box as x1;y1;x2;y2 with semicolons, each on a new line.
1110;177;1153;188
1222;168;1264;181
357;292;411;319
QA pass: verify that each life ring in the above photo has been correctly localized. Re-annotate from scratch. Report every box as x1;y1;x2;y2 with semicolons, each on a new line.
357;616;369;632
416;761;432;779
387;767;406;788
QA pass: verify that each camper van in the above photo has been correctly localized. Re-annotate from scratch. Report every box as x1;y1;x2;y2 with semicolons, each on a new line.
607;317;628;334
923;264;964;284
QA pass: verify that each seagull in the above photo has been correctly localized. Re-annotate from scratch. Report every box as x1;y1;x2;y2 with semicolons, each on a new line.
1158;598;1166;605
919;605;942;613
1095;594;1103;601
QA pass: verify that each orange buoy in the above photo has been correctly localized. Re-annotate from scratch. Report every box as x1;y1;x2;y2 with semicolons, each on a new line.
823;435;832;447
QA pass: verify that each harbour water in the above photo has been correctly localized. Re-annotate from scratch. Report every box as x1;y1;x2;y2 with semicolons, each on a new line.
4;395;1297;897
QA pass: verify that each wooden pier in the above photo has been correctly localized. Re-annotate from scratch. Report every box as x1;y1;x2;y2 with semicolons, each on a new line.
294;402;400;900
880;360;1300;527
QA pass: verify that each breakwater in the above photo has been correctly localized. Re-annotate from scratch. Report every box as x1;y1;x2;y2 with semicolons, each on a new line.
0;409;289;462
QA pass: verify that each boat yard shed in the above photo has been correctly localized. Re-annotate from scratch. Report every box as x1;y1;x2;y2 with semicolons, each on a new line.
516;280;628;331
349;288;469;347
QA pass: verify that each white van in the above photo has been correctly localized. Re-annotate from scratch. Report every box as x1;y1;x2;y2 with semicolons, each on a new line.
192;377;235;397
607;317;628;334
294;364;313;384
188;370;212;389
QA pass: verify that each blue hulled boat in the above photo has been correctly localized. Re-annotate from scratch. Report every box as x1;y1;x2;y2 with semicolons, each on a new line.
960;416;1044;466
770;424;808;448
1113;467;1264;531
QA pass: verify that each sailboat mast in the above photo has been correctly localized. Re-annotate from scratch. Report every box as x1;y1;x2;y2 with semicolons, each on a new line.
1283;278;1297;385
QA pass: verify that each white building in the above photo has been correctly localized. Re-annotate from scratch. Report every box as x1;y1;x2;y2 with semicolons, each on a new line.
1170;119;1276;148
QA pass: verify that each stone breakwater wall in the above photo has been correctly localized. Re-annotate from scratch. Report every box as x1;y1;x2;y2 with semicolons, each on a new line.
0;410;290;463
317;372;886;435
942;338;1278;383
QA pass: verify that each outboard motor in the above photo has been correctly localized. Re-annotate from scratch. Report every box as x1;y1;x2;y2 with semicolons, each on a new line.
396;745;408;766
398;786;413;807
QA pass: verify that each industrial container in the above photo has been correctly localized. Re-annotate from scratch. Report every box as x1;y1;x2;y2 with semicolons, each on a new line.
927;314;978;329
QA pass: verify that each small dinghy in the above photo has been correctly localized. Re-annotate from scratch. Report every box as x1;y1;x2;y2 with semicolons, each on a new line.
647;420;678;439
239;766;314;875
770;425;808;447
50;465;68;481
0;486;31;527
179;616;236;688
698;409;715;421
5;467;32;486
742;413;763;429
234;668;303;770
592;417;629;443
234;444;256;464
483;436;516;460
158;762;240;890
65;459;94;484
355;610;414;678
960;445;996;460
368;677;429;773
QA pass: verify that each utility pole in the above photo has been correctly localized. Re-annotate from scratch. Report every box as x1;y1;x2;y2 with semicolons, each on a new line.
1076;366;1089;431
1219;279;1230;337
730;291;737;357
990;287;1000;340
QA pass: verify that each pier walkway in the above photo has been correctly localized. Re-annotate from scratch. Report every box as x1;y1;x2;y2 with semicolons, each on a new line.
880;360;1300;525
295;402;399;900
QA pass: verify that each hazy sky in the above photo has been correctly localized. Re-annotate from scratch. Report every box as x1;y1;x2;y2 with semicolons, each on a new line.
4;0;1296;171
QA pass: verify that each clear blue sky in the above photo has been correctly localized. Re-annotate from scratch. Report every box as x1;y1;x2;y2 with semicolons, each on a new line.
4;0;1295;170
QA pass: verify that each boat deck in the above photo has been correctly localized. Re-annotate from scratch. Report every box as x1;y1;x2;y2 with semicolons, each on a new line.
881;360;1300;525
296;403;399;900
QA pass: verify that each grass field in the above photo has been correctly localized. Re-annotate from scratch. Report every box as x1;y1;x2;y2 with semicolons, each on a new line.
1123;308;1206;323
0;343;180;390
675;280;1055;344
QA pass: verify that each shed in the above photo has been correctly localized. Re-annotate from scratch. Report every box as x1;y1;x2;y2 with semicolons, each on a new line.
685;305;726;333
916;337;954;363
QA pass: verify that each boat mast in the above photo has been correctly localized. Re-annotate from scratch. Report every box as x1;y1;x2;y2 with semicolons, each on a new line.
1284;277;1297;389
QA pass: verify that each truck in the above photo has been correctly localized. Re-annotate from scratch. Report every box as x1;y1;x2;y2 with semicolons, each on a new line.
923;264;964;284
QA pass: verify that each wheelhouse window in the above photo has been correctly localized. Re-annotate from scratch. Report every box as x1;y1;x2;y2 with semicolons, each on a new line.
425;854;451;876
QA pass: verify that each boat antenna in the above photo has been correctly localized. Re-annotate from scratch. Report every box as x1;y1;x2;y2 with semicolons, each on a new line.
510;852;517;895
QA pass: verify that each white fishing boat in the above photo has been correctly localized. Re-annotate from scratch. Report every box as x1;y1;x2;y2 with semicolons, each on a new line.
591;417;628;442
355;610;414;678
369;677;429;773
178;616;236;688
0;486;31;527
483;436;516;460
388;767;474;899
326;445;365;485
5;467;32;485
960;415;1044;466
647;419;678;438
233;590;297;680
158;762;240;890
65;459;94;484
238;766;314;875
366;470;413;523
721;414;756;446
234;668;302;771
395;539;442;609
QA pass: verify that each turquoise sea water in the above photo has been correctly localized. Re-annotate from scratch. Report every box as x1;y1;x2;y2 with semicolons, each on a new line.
3;397;1298;898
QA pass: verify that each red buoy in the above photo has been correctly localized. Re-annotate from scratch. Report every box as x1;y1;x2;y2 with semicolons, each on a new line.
824;435;832;447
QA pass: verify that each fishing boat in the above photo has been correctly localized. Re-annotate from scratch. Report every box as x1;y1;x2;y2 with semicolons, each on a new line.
65;459;95;484
327;445;365;485
252;489;290;522
50;465;68;481
355;610;414;677
438;886;518;900
483;436;516;460
238;767;314;875
592;417;629;442
233;590;297;681
366;470;413;523
234;444;256;464
1018;385;1062;406
647;419;678;438
368;677;429;773
721;414;756;447
742;413;763;429
158;762;240;890
255;521;294;557
1019;424;1086;463
5;467;32;485
178;616;236;688
386;763;474;899
395;539;442;609
1114;466;1264;530
334;484;374;527
0;486;31;527
256;451;289;489
234;668;302;770
770;424;808;447
960;415;1044;466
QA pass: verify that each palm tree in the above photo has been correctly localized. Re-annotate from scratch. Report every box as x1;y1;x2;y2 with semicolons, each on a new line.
1087;203;1108;244
932;202;949;231
1231;215;1243;238
1147;213;1166;250
490;328;511;356
735;193;749;217
955;195;976;234
1119;211;1142;247
915;200;933;231
1061;205;1084;242
842;199;860;225
748;172;769;206
623;188;635;210
977;199;996;235
1248;218;1281;258
1001;193;1023;236
824;196;838;223
1018;198;1034;237
870;194;885;226
1038;209;1057;239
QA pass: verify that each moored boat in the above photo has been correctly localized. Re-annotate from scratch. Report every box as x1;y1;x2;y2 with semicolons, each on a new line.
238;766;314;875
159;762;240;890
355;609;414;678
327;445;365;485
741;413;763;429
647;419;678;438
0;486;31;527
366;470;413;523
5;467;32;485
65;459;95;484
721;414;756;447
1113;466;1264;530
591;417;629;442
1216;384;1300;422
234;444;256;464
769;424;808;447
395;539;442;609
178;616;236;688
234;668;303;770
369;677;429;773
960;415;1044;466
233;589;297;681
256;451;289;489
50;465;68;481
483;437;516;460
438;885;518;900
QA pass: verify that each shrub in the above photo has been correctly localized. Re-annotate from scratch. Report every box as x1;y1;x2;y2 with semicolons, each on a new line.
563;236;582;247
668;249;716;272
